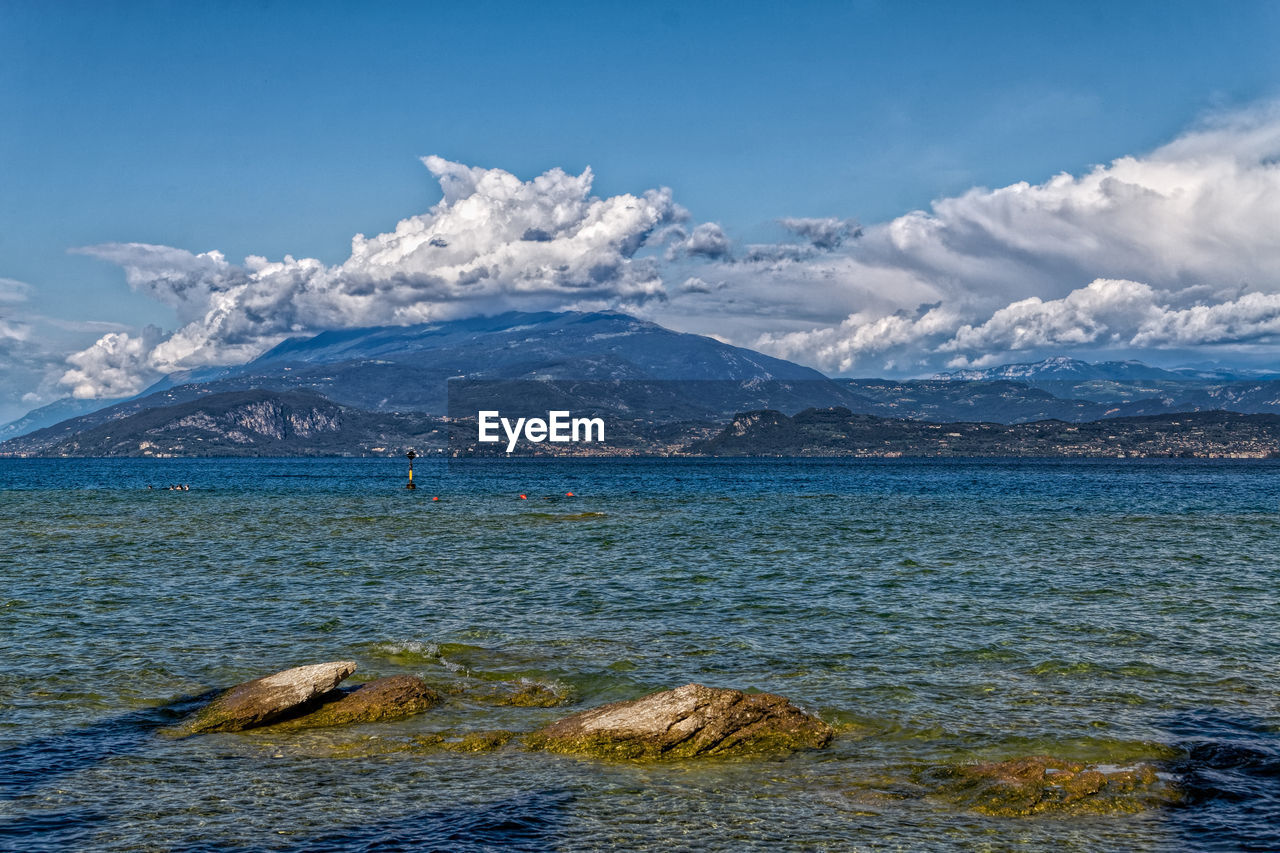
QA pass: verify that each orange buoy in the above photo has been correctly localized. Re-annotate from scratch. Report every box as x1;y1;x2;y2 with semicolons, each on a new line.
566;492;575;497
519;494;527;500
432;496;439;501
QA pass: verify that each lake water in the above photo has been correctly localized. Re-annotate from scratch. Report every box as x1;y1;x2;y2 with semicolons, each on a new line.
3;458;1280;851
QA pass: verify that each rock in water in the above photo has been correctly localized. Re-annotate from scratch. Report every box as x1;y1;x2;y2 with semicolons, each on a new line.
929;755;1176;816
525;683;833;759
187;661;358;733
285;675;440;727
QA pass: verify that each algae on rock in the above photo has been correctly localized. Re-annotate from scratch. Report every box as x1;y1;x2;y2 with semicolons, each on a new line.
927;755;1178;816
274;675;441;729
525;683;833;760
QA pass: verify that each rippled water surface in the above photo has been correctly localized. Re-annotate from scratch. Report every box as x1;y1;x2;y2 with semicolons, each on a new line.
3;458;1280;851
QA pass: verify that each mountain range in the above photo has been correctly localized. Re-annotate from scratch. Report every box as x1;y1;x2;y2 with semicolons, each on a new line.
693;408;1280;459
932;356;1275;384
4;310;1280;457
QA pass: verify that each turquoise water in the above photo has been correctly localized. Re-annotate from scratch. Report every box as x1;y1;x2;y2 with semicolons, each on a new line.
3;458;1280;850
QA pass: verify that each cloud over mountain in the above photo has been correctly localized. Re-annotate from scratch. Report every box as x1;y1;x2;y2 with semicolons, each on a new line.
41;103;1280;403
64;158;686;397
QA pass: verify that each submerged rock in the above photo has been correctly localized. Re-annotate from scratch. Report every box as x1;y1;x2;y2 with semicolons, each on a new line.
525;683;833;759
282;675;441;728
186;661;357;733
472;680;576;708
405;731;515;753
446;730;516;752
504;682;574;707
930;755;1176;816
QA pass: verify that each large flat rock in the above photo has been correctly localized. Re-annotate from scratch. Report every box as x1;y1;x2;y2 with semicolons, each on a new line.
525;683;833;759
187;661;357;733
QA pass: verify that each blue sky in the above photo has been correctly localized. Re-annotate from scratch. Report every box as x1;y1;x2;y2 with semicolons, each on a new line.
3;1;1280;418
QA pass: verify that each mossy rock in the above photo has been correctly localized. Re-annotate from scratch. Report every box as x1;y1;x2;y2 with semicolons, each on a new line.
928;755;1178;816
445;730;516;752
274;675;441;729
410;733;448;752
525;683;833;760
406;730;516;753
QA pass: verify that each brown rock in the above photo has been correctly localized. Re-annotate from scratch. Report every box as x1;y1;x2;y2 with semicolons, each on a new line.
933;755;1175;816
285;675;440;728
186;661;357;733
524;683;833;759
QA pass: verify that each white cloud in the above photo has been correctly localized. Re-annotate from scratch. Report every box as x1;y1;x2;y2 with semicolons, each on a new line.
758;303;962;374
943;280;1280;365
64;158;685;397
942;279;1162;354
41;102;1280;403
758;277;1280;374
737;103;1280;372
1133;290;1280;348
60;327;166;400
665;222;732;260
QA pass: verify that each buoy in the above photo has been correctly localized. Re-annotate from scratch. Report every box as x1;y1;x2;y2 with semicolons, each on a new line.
566;492;575;497
432;496;439;501
519;494;527;500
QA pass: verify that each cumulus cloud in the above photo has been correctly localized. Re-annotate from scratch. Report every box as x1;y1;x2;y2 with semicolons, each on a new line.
665;222;732;260
944;281;1280;366
64;157;686;397
759;303;962;374
759;278;1280;374
59;327;166;399
736;103;1280;372
942;279;1163;355
1133;290;1280;347
42;102;1280;402
862;103;1280;299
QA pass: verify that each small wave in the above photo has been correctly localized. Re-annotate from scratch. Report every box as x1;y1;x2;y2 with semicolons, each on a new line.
523;511;608;522
369;641;442;663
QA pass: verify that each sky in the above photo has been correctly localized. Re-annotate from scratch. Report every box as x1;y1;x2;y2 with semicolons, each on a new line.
3;0;1280;421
